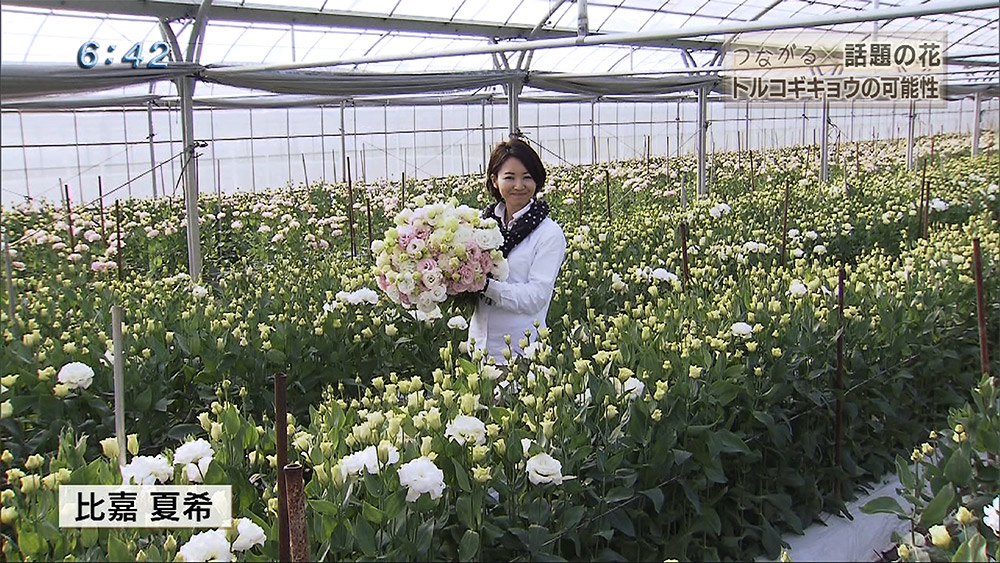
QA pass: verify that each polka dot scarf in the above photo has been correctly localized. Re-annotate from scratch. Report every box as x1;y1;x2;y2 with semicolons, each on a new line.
482;198;550;258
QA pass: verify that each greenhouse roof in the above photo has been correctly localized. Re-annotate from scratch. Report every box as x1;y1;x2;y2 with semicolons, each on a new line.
1;0;997;104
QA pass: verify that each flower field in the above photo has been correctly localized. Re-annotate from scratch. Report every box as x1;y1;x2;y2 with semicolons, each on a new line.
1;132;998;561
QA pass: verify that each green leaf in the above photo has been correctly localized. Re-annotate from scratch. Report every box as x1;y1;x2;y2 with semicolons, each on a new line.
896;455;916;491
943;450;972;487
354;518;377;557
861;496;906;517
641;487;665;513
107;534;131;562
308;499;340;517
459;530;480;562
951;533;987;562
361;502;383;524
605;486;634;503
18;532;42;556
416;519;434;554
457;495;475;529
80;527;99;548
918;485;955;528
609;512;635;537
452;459;472;493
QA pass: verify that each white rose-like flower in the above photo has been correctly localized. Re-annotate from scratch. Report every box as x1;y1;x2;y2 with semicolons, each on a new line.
186;457;212;483
788;281;808;297
445;415;487;446
984;496;999;537
422;269;443;289
179;529;232;562
928;198;949;212
175;439;215;465
814;244;827;255
614;377;645;400
526;453;563;485
192;285;209;298
121;455;173;485
650;268;678;283
57;362;94;390
480;365;502;380
398;456;446;502
232;517;267;551
731;322;753;338
447;316;468;330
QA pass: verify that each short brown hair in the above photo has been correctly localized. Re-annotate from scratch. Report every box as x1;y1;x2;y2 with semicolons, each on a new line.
485;138;547;202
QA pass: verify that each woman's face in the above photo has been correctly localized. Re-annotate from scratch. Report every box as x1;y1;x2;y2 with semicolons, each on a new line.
492;156;536;216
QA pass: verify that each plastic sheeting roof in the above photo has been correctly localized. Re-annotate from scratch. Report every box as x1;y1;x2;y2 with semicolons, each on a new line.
1;0;996;104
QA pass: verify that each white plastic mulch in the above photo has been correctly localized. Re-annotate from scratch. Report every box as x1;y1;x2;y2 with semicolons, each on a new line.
756;475;913;562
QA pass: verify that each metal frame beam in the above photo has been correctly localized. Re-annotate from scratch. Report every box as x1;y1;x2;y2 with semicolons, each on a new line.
194;0;997;75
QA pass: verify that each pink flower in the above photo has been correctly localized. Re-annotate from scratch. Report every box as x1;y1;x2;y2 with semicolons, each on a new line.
418;258;437;272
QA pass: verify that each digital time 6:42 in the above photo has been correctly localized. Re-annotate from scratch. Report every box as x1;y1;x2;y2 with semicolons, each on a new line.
77;41;172;69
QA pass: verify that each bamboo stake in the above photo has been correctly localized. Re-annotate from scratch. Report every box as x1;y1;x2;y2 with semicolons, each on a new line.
301;154;309;187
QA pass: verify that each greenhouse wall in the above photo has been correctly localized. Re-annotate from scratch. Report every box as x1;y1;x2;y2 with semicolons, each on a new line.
2;97;997;207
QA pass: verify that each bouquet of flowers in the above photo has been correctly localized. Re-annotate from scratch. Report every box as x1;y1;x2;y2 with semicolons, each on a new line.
372;196;508;314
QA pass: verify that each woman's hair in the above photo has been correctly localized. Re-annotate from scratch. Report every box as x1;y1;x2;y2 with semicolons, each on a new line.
485;138;547;202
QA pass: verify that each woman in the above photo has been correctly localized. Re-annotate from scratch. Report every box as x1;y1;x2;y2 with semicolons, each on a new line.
469;138;567;364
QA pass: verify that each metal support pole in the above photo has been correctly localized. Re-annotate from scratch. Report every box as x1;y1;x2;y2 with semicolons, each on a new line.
284;464;309;562
112;304;126;467
820;98;830;183
179;76;202;281
275;373;290;562
697;85;708;196
906;100;916;170
481;100;488;169
340;101;348;183
972;92;982;156
590;100;597;165
3;232;16;334
508;78;522;138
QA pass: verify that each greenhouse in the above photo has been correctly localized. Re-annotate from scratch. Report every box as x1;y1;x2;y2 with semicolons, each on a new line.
1;0;998;560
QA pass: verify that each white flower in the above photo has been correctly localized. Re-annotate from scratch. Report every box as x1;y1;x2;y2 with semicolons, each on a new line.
336;288;379;305
813;244;827;255
121;455;172;485
650;268;678;283
731;322;753;338
614;377;645;401
805;230;818;240
788;228;800;238
985;496;1000;537
57;362;94;390
447;316;468;330
525;453;563;485
231;221;243;230
480;365;502;380
928;198;949;212
232;518;266;551
709;203;731;219
792;248;804;258
340;445;397;477
185;457;212;483
192;285;209;298
409;306;443;323
179;529;232;562
174;439;214;465
445;415;487;446
398;456;446;502
789;281;808;297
